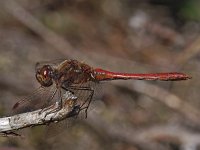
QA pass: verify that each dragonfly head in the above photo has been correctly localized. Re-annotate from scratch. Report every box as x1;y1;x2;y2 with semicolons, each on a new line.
35;65;54;87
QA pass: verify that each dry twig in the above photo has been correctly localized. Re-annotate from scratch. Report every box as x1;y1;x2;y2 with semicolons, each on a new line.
0;91;79;136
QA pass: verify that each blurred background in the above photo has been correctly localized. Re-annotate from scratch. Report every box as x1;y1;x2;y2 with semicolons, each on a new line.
0;0;199;149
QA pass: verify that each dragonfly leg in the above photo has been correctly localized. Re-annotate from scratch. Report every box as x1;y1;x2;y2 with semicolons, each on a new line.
81;89;94;118
62;86;94;118
58;88;63;109
40;89;64;118
66;105;81;118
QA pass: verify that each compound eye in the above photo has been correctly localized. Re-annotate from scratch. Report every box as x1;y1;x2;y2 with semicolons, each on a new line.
36;65;53;87
42;68;50;78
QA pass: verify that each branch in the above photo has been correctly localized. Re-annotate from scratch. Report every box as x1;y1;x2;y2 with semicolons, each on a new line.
0;91;79;135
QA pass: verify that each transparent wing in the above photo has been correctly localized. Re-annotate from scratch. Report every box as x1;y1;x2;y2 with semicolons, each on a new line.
44;107;85;138
12;85;58;114
35;59;68;71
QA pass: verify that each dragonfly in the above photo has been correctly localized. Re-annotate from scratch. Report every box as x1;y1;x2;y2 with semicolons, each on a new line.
13;59;191;118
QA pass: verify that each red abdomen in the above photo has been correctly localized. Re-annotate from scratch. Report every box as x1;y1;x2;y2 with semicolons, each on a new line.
93;68;191;81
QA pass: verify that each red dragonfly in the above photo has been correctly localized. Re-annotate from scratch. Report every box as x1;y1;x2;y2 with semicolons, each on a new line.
13;59;191;117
